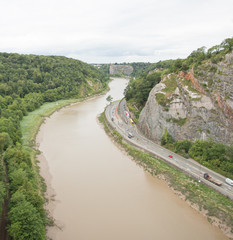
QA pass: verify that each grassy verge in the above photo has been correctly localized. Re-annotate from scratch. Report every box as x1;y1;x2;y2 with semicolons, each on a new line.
99;112;233;238
21;99;80;148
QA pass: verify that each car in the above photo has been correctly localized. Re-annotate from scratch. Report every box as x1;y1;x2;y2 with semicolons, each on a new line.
168;155;173;158
128;132;133;138
225;178;233;186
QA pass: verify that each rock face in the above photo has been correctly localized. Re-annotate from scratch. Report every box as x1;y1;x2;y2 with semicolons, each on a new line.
109;64;133;76
138;52;233;145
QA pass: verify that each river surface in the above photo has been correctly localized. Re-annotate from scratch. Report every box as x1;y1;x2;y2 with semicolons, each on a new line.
37;78;227;240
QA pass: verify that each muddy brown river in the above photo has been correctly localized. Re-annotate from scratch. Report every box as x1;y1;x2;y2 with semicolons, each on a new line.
37;78;227;240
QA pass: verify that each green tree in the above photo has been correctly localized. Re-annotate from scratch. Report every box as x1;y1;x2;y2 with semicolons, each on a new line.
175;140;192;154
8;200;45;240
188;46;207;64
9;190;27;207
106;95;113;103
170;59;183;72
0;117;21;144
161;128;173;145
0;132;12;154
9;168;28;193
4;146;31;168
24;92;44;111
221;38;233;52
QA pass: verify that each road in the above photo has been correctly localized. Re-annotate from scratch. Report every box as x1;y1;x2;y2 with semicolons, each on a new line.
105;99;233;201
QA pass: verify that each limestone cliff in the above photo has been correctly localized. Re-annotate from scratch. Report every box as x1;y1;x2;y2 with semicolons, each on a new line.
138;52;233;145
109;64;133;76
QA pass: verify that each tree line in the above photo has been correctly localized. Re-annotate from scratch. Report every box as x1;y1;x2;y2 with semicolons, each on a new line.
0;52;109;239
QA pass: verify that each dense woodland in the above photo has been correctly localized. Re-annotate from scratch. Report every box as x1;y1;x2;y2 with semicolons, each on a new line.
0;53;109;239
0;53;108;143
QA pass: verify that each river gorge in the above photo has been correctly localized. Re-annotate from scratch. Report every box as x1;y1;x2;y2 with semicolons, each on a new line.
36;78;227;240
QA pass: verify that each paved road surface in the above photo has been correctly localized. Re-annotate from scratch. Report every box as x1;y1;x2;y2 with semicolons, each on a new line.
105;100;233;201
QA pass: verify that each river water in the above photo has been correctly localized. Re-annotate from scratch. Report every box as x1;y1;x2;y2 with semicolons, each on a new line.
37;78;227;240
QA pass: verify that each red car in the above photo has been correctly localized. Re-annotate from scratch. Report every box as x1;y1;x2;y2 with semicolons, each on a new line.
168;155;173;158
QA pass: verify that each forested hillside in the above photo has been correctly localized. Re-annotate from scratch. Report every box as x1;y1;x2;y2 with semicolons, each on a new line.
0;53;108;143
0;53;109;239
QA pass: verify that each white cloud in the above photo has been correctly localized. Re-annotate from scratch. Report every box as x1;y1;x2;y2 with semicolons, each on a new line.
0;0;232;63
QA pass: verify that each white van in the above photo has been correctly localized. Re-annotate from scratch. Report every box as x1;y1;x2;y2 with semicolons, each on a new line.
225;178;233;186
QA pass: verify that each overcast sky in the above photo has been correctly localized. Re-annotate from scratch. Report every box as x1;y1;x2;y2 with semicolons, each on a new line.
0;0;232;63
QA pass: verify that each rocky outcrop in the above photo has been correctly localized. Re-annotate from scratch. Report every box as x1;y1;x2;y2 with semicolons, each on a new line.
109;64;133;76
138;52;233;145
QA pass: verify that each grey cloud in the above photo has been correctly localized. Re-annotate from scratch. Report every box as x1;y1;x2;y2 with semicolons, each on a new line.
0;0;232;63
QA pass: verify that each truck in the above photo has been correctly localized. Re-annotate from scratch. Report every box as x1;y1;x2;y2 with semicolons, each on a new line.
203;173;222;186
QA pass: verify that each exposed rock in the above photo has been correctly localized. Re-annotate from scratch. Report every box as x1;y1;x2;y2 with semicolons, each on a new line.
109;64;133;76
138;52;233;145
